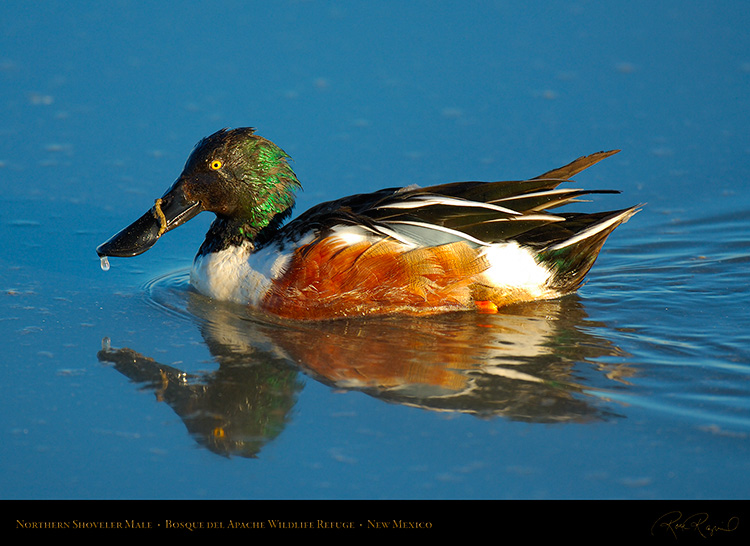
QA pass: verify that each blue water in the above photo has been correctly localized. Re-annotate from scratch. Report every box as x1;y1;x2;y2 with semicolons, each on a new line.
1;1;749;502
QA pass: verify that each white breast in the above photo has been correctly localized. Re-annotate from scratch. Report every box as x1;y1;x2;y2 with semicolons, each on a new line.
190;241;292;305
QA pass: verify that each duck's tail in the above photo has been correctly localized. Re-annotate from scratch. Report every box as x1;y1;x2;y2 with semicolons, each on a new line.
534;205;641;292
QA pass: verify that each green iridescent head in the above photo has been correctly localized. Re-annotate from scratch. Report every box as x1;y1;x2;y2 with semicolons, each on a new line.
96;127;301;259
182;127;301;229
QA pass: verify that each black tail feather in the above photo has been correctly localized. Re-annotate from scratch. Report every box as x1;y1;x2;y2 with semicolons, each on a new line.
533;206;640;291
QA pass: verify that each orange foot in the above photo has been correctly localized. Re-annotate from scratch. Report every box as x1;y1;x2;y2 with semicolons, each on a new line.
475;300;499;314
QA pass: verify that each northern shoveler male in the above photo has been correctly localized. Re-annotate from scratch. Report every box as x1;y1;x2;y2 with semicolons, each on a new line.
97;127;638;320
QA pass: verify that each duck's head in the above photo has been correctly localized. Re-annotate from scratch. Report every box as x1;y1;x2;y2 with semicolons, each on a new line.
97;127;300;259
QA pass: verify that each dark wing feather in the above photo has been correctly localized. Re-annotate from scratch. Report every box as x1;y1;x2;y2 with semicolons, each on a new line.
272;150;631;251
533;149;620;180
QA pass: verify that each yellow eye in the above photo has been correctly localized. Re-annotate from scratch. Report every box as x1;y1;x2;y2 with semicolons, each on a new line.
210;159;223;170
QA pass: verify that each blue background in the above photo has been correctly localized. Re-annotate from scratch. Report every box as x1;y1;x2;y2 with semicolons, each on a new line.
1;1;749;504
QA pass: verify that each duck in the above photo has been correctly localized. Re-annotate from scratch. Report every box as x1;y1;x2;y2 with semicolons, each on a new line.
97;127;639;320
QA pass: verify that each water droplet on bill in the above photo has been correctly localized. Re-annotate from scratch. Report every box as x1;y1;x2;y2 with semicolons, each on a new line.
100;256;110;271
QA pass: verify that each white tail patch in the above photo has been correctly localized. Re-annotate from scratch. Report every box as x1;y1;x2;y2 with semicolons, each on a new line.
480;242;552;297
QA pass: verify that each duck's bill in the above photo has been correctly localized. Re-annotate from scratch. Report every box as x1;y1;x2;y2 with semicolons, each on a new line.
96;179;202;258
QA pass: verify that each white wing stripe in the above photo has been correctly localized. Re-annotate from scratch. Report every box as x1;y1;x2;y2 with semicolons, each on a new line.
375;195;521;215
546;211;631;250
386;220;493;246
491;188;582;202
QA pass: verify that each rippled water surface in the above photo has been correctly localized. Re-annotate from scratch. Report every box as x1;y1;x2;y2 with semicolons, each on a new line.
2;1;750;502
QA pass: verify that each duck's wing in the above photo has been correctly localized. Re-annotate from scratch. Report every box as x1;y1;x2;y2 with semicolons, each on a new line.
273;150;635;253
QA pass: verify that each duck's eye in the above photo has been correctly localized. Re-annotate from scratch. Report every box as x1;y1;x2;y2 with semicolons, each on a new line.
210;160;223;170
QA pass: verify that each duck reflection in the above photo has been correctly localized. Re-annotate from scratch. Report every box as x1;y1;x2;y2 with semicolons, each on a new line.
98;335;302;458
98;281;632;458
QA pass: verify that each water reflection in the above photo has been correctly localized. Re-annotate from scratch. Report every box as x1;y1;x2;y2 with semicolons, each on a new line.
98;272;633;458
98;337;301;458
